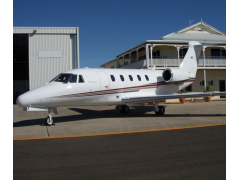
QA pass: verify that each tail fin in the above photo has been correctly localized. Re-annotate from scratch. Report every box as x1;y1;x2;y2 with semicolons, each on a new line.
179;41;202;78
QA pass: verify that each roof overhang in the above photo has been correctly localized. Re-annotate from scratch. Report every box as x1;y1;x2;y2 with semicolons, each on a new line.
13;27;78;34
116;40;226;57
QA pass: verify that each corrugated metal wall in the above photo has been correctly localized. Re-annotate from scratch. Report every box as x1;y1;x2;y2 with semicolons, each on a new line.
29;34;75;89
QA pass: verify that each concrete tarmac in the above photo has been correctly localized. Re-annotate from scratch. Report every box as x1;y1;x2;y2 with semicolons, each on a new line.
14;125;226;180
13;101;226;139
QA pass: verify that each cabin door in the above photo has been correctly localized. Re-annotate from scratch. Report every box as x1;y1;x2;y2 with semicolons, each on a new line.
97;72;110;102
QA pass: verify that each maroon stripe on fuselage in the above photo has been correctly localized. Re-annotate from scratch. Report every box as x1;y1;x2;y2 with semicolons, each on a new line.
50;79;195;99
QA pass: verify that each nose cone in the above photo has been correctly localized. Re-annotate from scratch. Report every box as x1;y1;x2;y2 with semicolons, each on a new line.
16;93;30;108
16;92;33;108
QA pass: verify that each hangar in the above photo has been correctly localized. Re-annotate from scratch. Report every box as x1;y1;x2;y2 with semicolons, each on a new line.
13;27;80;103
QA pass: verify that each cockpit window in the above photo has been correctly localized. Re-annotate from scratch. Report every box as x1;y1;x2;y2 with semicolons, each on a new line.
69;74;77;83
79;75;85;83
49;74;61;83
54;74;72;83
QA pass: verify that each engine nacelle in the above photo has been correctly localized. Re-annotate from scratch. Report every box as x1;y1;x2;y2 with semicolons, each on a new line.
162;68;191;83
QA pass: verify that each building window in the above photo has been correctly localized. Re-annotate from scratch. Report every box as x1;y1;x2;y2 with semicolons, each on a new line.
152;50;160;58
120;75;124;81
79;75;84;83
111;66;114;68
145;75;149;81
129;75;133;81
180;48;187;58
211;49;221;58
186;84;192;92
110;75;115;82
139;55;146;61
208;80;213;86
137;75;141;81
124;61;128;66
200;80;204;86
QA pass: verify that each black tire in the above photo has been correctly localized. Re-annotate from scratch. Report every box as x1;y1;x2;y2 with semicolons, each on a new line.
155;106;165;115
45;116;53;126
120;105;129;113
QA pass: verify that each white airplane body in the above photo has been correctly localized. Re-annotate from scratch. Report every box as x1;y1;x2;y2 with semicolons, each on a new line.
16;41;226;125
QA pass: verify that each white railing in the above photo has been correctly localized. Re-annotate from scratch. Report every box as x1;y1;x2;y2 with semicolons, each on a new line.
119;58;226;69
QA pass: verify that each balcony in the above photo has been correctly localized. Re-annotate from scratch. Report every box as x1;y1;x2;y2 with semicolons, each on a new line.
119;56;226;69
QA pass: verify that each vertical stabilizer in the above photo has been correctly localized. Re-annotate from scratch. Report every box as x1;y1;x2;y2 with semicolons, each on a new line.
179;41;202;78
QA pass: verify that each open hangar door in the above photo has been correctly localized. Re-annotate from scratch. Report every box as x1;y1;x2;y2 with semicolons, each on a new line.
13;34;29;103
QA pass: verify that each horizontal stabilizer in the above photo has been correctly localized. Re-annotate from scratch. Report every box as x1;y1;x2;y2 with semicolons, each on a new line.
122;92;226;104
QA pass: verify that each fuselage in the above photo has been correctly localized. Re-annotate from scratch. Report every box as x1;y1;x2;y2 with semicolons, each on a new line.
16;68;193;108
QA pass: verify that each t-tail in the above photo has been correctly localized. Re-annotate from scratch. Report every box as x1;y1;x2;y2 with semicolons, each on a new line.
161;41;203;83
179;41;203;78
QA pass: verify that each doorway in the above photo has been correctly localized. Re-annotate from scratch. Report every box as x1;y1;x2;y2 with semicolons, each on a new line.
13;34;29;103
219;80;226;98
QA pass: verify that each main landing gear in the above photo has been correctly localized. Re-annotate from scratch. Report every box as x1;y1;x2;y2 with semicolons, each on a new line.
154;101;165;115
45;107;58;126
116;105;129;113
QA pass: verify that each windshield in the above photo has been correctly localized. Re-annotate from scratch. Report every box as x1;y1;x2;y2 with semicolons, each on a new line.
49;73;72;83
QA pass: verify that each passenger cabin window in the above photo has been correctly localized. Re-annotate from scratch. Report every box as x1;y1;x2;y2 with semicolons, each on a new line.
120;75;124;81
79;75;84;83
69;74;77;83
129;75;133;81
137;75;141;81
145;75;149;81
110;75;115;82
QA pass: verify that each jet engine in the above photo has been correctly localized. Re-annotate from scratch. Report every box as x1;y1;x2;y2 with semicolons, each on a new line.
162;68;191;83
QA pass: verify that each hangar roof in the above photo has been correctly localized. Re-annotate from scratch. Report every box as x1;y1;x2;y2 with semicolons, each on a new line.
13;27;77;34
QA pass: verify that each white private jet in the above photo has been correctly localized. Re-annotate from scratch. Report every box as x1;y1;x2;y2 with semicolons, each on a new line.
17;41;226;125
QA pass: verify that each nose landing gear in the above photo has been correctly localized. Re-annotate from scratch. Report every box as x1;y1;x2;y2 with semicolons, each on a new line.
45;107;58;126
45;114;53;126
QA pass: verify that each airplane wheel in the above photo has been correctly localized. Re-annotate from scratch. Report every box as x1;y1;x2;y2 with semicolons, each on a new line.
45;115;53;126
120;105;129;113
155;106;165;115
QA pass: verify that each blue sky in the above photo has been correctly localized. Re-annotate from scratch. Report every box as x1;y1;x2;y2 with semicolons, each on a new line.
13;0;226;68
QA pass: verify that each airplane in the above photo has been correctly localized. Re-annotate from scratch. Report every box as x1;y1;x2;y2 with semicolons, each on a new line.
16;41;226;126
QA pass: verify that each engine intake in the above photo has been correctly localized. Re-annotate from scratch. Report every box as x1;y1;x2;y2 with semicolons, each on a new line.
162;68;191;83
162;68;173;82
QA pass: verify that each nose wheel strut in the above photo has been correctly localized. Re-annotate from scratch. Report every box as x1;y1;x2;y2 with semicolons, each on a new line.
45;107;58;126
45;114;53;126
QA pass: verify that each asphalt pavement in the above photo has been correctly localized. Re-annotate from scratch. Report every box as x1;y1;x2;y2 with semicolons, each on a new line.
14;125;226;180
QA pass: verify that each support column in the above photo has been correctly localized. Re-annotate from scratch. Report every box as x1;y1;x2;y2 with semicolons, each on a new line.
175;45;182;67
137;49;139;69
145;44;149;68
76;27;80;68
150;45;155;67
117;57;119;68
129;53;131;64
203;46;207;92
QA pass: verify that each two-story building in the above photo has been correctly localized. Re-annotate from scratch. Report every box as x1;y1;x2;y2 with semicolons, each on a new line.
101;21;226;97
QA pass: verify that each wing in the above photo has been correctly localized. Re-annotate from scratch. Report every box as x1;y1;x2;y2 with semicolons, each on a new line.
121;92;226;104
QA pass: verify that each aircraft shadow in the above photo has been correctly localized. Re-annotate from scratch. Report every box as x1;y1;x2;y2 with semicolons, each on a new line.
13;106;226;128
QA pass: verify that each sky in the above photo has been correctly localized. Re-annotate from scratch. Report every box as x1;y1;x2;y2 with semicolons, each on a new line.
13;0;226;68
